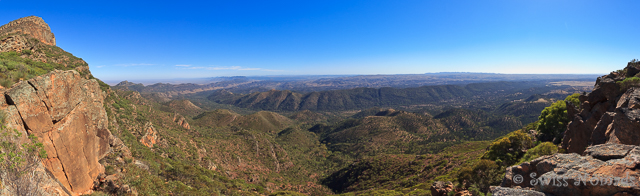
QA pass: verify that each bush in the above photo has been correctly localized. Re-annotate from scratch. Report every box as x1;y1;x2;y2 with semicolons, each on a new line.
482;130;533;166
519;142;559;163
21;50;31;56
565;93;580;109
537;100;569;144
0;78;13;88
617;77;640;91
457;159;501;194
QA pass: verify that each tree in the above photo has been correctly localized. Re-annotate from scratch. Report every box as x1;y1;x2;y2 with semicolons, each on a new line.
537;101;569;144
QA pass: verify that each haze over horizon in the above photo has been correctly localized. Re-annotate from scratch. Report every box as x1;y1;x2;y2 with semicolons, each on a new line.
1;0;637;81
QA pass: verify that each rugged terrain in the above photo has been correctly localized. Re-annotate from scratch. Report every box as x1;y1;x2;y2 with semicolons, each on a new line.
492;61;640;195
3;15;632;196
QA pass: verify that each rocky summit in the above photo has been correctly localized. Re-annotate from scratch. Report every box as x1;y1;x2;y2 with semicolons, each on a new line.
0;16;56;52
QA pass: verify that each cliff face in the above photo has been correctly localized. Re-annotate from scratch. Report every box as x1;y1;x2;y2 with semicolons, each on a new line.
0;70;113;195
562;62;640;154
0;16;56;46
494;62;640;196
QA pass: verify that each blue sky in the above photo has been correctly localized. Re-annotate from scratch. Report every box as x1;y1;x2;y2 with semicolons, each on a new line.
1;0;638;81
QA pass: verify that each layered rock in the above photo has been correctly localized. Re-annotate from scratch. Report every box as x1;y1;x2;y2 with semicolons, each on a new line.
562;61;640;154
1;70;112;195
497;144;640;196
0;16;55;46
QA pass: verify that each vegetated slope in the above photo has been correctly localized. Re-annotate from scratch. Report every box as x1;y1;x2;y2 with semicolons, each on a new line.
314;108;522;157
208;81;583;112
322;141;491;194
434;108;523;140
0;16;551;196
288;110;328;124
494;94;557;123
104;89;337;195
0;16;336;196
193;110;293;134
162;99;205;117
319;110;449;156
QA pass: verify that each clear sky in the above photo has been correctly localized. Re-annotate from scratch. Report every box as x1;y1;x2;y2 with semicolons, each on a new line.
1;0;638;81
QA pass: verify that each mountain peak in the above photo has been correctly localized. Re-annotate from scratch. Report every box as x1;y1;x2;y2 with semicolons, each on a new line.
0;16;55;46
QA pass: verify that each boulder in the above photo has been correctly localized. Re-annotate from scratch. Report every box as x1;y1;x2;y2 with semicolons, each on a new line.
430;181;454;196
499;144;640;196
490;186;547;196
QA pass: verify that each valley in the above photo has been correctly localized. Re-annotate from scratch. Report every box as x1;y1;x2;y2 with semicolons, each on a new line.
0;14;635;196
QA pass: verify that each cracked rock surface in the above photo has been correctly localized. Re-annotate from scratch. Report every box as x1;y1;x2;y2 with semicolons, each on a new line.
2;70;112;195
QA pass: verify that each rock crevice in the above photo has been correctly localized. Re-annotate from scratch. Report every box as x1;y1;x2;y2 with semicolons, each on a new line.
1;70;112;195
562;62;640;154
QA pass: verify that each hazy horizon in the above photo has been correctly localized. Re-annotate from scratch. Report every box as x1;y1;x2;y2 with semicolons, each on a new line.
102;72;603;86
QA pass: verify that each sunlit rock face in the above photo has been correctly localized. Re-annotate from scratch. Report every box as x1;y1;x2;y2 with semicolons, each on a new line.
562;62;640;154
0;16;56;46
3;70;112;195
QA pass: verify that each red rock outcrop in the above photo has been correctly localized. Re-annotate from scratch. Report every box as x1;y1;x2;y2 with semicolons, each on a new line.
562;61;640;154
495;62;640;196
173;113;191;130
139;122;158;148
0;16;55;46
2;70;112;195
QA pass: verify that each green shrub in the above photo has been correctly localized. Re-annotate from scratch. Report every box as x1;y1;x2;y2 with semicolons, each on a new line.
617;77;640;91
0;78;13;88
565;93;581;109
482;130;533;166
537;100;569;144
456;159;501;194
519;142;559;163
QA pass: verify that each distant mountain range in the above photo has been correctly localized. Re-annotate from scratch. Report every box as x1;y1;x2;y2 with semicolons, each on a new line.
207;80;588;112
112;73;599;99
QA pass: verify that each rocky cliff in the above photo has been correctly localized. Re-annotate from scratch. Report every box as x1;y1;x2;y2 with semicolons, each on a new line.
0;70;114;195
0;16;55;45
494;62;640;196
562;61;640;154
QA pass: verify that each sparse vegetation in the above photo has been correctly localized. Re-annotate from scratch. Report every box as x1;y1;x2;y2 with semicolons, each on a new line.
0;48;87;88
0;111;48;196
